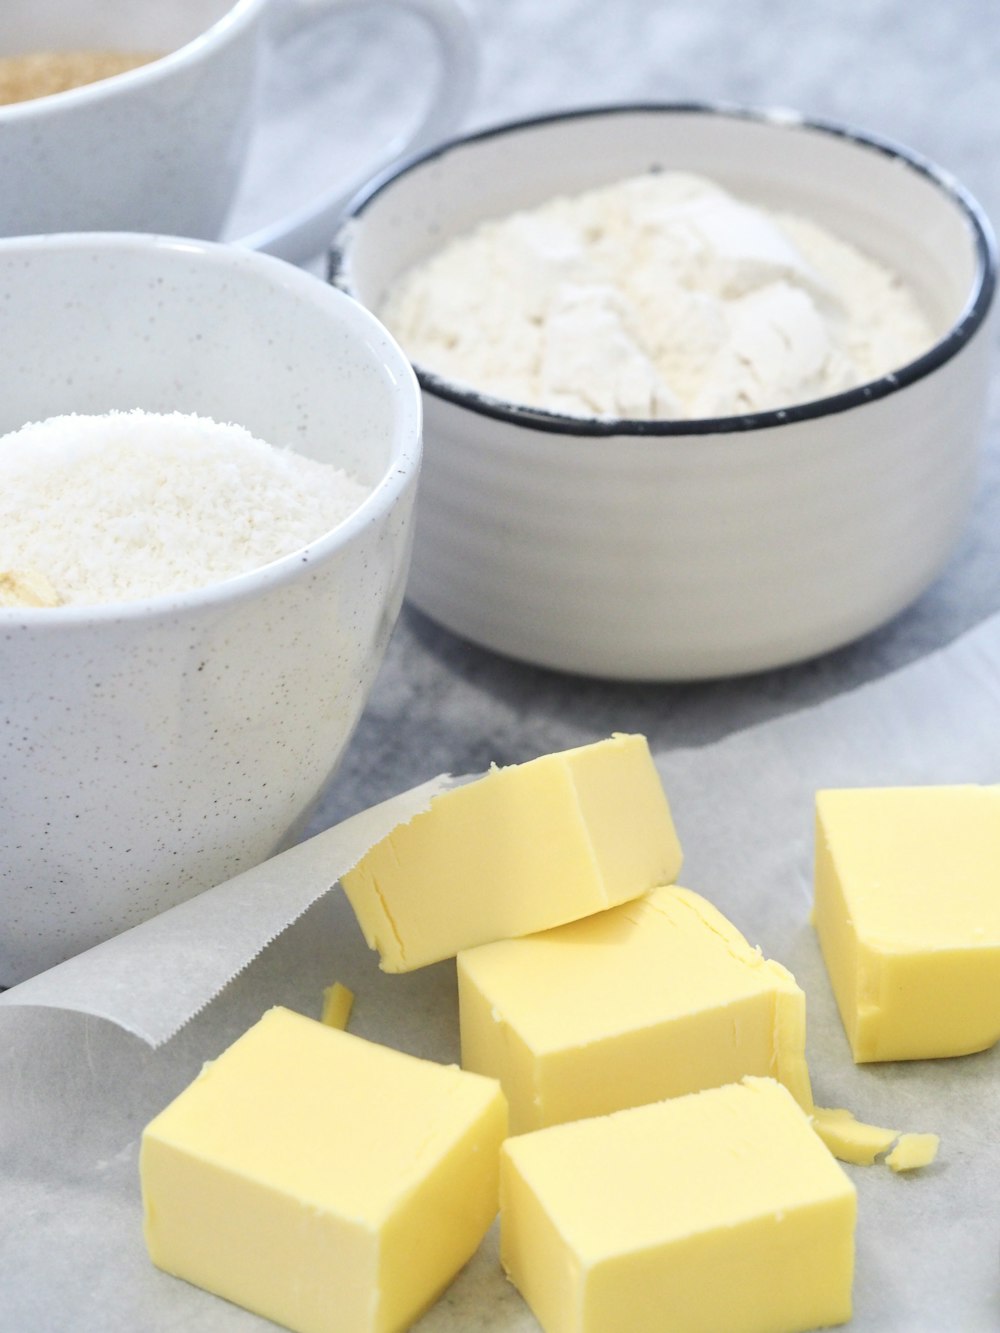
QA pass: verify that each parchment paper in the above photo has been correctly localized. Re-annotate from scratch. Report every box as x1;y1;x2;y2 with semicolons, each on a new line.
2;615;998;1333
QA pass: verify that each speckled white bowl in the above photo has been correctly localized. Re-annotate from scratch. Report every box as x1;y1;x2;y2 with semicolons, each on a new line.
331;103;996;680
0;234;420;984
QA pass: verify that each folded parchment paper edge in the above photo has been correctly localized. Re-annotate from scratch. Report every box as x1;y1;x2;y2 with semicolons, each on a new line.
0;773;457;1047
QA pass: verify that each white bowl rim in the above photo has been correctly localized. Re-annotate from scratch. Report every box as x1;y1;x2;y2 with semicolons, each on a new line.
0;230;422;626
331;100;998;439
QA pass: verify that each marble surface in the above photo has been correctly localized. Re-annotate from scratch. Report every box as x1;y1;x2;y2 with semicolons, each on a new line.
227;0;1000;826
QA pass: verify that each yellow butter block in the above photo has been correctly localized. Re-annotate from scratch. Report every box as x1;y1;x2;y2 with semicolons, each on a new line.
501;1077;856;1333
458;885;812;1133
814;786;1000;1061
342;734;682;972
886;1132;939;1172
141;1007;507;1333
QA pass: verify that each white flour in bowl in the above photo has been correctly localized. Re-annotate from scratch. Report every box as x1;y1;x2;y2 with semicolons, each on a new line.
380;171;934;420
0;410;370;606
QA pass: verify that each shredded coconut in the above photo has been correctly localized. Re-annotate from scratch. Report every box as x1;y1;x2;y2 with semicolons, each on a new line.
0;410;371;606
381;171;935;420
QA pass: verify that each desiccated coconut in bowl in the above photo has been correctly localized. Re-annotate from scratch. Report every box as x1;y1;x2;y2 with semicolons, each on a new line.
0;409;370;607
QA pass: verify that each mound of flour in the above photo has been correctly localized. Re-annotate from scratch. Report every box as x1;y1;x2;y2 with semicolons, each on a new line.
0;410;370;606
381;172;934;420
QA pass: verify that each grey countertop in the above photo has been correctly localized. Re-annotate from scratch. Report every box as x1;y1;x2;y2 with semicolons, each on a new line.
233;0;1000;826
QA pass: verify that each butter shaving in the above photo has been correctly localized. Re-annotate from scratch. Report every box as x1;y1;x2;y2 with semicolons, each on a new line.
320;981;355;1031
812;1106;939;1171
886;1132;939;1172
812;1106;898;1165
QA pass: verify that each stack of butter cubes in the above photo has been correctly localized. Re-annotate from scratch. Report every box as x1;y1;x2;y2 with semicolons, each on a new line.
141;735;999;1333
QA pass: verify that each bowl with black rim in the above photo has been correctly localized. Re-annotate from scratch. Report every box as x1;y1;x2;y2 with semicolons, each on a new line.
330;102;996;680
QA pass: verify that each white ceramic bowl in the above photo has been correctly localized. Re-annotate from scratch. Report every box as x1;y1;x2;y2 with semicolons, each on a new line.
331;103;996;681
0;234;420;984
0;0;478;265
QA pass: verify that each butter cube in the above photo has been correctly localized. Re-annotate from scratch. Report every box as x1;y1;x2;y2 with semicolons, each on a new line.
501;1077;856;1333
458;885;812;1132
814;786;1000;1061
342;734;682;972
141;1007;507;1333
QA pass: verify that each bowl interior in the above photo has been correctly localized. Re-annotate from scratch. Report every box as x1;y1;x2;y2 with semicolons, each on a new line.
341;107;985;364
0;234;414;497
